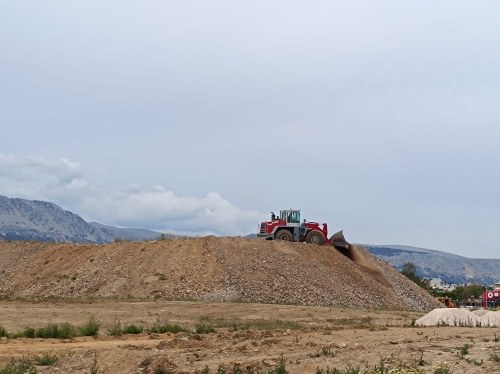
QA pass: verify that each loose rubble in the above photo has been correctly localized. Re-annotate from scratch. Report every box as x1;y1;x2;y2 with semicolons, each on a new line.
0;237;441;311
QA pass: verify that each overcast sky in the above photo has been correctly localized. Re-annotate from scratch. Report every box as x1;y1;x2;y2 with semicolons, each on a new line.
1;1;499;258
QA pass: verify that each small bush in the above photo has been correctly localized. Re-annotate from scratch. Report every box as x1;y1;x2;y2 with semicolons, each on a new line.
79;316;100;336
22;327;35;339
107;319;122;336
148;323;187;334
195;322;215;334
35;323;76;339
122;324;143;335
0;325;8;338
33;353;58;366
457;343;472;358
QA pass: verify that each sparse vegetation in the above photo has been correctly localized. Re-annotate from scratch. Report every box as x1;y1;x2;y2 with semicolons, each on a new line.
35;322;76;339
107;319;122;336
490;352;500;362
79;315;100;336
0;325;7;338
457;343;472;358
33;352;58;366
148;322;187;334
0;358;37;374
122;324;143;334
89;351;98;374
195;317;216;334
432;361;451;374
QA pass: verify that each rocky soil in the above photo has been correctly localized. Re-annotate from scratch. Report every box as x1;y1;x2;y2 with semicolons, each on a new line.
0;237;440;311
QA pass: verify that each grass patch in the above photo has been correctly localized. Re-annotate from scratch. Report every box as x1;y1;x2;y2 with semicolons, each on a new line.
33;352;58;366
35;323;76;339
195;321;215;334
79;316;100;336
122;324;143;335
148;322;187;334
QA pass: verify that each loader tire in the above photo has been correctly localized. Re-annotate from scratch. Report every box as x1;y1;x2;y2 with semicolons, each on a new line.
306;230;325;245
275;229;293;242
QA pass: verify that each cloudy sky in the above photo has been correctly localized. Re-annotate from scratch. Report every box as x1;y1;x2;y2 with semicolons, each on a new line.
1;1;499;258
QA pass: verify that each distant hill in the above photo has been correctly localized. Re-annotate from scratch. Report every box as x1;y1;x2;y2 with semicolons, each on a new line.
0;195;160;243
365;245;500;286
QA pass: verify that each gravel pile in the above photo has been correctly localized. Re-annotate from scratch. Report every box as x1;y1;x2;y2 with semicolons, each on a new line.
416;308;500;327
0;237;441;311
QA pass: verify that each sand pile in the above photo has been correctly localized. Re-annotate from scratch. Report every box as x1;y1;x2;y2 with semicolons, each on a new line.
478;310;500;327
416;308;500;327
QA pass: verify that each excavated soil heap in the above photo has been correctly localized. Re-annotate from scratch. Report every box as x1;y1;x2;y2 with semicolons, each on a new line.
0;237;440;311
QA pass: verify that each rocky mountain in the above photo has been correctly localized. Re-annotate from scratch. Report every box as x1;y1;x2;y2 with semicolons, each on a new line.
0;195;159;243
365;245;500;286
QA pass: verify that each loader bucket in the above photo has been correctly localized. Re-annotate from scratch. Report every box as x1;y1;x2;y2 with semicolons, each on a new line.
330;230;352;258
330;230;349;249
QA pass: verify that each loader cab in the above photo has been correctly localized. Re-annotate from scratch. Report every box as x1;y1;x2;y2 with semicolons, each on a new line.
281;209;301;226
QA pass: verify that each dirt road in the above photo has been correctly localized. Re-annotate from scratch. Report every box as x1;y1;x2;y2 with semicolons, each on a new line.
1;301;499;373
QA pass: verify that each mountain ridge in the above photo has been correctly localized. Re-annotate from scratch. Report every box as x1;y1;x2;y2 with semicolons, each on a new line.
365;244;500;285
0;195;159;243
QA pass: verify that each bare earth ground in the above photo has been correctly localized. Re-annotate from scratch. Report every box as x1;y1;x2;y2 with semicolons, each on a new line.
0;300;499;373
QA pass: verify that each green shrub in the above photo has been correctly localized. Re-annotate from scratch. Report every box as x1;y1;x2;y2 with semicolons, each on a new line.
79;316;100;336
35;323;76;339
457;343;472;358
149;323;187;334
122;324;143;334
22;327;35;339
33;353;58;366
0;325;7;338
195;322;215;334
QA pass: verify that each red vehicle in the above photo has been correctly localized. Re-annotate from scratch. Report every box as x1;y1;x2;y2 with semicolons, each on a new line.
257;209;349;250
482;287;500;308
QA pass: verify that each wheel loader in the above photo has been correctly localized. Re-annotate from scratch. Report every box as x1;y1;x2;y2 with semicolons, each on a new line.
257;209;350;251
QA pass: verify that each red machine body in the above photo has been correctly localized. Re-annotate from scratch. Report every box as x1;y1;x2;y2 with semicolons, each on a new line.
482;288;500;308
257;209;349;250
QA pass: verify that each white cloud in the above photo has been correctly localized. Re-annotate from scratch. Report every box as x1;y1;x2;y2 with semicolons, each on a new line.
0;154;264;235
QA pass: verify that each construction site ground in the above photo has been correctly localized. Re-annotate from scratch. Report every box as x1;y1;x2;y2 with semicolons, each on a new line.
0;237;498;373
1;300;500;373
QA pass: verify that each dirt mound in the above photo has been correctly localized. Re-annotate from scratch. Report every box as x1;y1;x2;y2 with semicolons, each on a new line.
0;237;440;311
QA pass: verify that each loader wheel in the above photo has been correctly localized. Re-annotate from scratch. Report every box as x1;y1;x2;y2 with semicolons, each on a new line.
306;230;325;245
275;229;293;242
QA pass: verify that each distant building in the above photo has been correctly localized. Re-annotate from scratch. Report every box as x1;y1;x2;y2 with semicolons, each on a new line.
429;278;456;291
